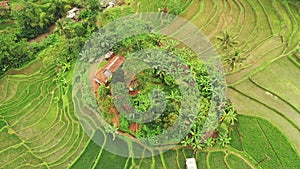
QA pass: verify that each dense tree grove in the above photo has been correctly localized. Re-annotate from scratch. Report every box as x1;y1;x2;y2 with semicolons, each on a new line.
0;4;10;24
16;0;72;39
95;33;237;149
0;0;101;75
0;33;33;74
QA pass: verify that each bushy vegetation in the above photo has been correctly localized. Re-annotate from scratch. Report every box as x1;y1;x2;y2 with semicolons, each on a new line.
95;33;237;149
0;33;34;75
15;0;72;39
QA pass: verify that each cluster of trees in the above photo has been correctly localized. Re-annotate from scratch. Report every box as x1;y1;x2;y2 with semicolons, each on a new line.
0;2;10;24
0;33;34;75
2;0;105;39
92;31;237;148
0;0;112;75
217;31;246;71
0;0;73;75
15;0;72;39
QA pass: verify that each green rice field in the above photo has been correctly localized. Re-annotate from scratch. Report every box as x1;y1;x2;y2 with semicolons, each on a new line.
0;0;299;168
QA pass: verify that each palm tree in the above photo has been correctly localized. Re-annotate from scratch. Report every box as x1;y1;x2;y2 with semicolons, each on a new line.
181;136;191;147
49;0;70;19
55;19;71;38
223;48;246;71
217;31;239;50
220;108;237;126
205;138;215;147
62;62;71;72
217;134;231;147
166;90;181;102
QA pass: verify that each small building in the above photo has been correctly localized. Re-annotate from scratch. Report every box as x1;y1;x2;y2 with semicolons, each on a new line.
66;7;80;20
0;0;9;9
186;158;197;169
95;55;125;85
105;51;114;60
106;1;115;10
100;0;117;7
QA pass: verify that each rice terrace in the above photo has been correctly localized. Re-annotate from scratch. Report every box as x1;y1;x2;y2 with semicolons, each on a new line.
0;0;299;169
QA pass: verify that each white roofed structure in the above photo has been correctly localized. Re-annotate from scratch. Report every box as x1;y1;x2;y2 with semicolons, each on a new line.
186;158;197;169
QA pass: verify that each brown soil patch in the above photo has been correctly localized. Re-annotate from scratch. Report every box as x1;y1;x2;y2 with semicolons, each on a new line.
129;123;141;133
110;107;120;128
129;90;140;96
202;130;219;141
29;24;56;43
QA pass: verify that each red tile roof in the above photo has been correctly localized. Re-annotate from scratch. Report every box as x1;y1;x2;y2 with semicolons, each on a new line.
95;55;125;84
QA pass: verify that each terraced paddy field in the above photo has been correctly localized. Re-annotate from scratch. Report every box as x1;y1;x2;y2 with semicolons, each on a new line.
0;0;299;168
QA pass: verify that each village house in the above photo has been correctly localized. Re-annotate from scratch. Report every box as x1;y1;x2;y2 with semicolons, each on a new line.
94;53;138;95
66;7;80;21
95;55;125;85
100;0;117;8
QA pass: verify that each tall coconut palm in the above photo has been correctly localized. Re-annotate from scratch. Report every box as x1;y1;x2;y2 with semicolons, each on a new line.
222;109;237;126
223;48;246;71
55;19;71;38
217;31;239;50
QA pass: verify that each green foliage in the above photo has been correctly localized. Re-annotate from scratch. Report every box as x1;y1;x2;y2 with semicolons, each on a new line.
41;36;70;66
162;113;178;129
0;33;34;75
97;84;110;100
0;5;11;24
99;33;235;148
16;0;71;39
119;116;130;132
164;74;175;86
81;0;102;12
99;96;113;114
136;123;163;138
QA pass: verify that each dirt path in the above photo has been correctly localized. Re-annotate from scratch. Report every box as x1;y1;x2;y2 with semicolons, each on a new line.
29;24;56;43
111;107;120;128
229;151;256;169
